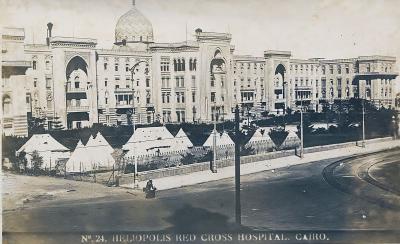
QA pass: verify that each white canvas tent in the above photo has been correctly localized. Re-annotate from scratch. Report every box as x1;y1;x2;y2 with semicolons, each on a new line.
16;134;70;169
93;132;114;155
203;131;234;148
66;132;115;173
86;132;115;169
123;126;176;157
203;131;235;159
65;140;90;173
245;127;275;153
173;128;193;151
280;127;301;149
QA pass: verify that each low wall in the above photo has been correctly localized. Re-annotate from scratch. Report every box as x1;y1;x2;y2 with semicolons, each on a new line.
119;137;393;185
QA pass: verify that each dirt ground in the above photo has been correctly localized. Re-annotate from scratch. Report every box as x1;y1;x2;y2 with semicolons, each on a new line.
2;172;142;211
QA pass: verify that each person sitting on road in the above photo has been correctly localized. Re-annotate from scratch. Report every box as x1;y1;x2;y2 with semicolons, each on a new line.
145;179;156;192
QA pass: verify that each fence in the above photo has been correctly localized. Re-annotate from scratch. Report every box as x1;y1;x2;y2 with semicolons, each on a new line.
119;136;393;184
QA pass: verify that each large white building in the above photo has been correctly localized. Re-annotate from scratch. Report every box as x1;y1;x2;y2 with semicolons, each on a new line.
2;1;398;137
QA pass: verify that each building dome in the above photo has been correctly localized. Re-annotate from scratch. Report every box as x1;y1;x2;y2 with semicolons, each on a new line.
115;0;154;44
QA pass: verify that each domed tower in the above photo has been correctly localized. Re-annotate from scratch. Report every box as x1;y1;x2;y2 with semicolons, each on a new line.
114;0;154;51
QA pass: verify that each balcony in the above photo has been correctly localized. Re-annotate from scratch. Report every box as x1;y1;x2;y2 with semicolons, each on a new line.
115;101;133;108
67;87;86;93
67;105;89;112
115;87;133;93
295;85;312;91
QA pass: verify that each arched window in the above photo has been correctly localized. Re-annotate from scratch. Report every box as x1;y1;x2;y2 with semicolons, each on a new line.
182;58;185;71
174;59;177;71
3;95;12;115
32;60;37;70
193;59;197;71
189;58;193;71
45;60;51;70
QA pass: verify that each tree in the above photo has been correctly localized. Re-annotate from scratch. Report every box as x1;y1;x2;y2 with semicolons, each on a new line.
51;116;65;130
28;117;46;134
15;151;28;173
180;152;196;165
240;145;255;156
31;150;43;175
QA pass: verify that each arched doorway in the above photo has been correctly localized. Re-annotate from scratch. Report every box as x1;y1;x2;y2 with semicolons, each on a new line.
65;56;90;129
274;64;287;114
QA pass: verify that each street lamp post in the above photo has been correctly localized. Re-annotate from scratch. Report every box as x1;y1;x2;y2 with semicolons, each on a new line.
362;99;366;148
234;105;241;226
392;115;397;140
212;102;217;173
131;62;143;188
300;97;304;158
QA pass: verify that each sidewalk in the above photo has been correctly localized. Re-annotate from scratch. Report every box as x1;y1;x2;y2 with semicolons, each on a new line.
122;139;400;191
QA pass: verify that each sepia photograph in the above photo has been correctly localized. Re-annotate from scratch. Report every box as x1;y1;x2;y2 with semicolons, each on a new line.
1;0;400;243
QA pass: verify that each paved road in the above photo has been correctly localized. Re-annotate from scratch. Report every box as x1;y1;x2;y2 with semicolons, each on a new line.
3;149;400;242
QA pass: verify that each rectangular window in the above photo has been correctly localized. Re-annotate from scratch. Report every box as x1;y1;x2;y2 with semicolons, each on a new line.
192;92;195;103
161;57;170;72
45;61;51;70
211;92;216;102
329;65;333;74
337;65;341;74
146;78;150;87
46;78;52;88
180;77;184;87
346;65;349;74
337;78;342;88
32;60;37;70
47;100;52;109
104;63;108;70
115;64;119;72
176;92;180;103
126;64;129;72
105;79;108;87
322;66;326;75
181;92;185;103
34;78;37;87
191;75;196;87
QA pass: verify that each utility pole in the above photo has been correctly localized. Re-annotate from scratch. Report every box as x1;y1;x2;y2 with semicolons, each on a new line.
362;99;366;148
131;62;142;187
234;105;241;226
300;98;304;158
392;115;397;140
212;102;217;173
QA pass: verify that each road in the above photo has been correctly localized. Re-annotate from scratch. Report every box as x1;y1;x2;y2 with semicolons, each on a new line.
3;149;400;242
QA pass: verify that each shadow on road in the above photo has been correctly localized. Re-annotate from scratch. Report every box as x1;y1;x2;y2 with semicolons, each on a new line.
163;203;251;232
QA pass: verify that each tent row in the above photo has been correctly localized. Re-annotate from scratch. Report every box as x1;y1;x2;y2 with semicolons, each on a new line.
15;126;302;173
244;126;301;151
16;127;195;173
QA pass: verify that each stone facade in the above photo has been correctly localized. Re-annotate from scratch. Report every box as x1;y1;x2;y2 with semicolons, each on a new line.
1;2;398;136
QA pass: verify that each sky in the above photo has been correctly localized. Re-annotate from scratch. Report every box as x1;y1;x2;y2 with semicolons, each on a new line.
1;0;400;80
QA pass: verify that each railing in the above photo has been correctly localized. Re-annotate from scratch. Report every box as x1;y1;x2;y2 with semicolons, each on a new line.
115;87;133;93
67;87;86;93
67;105;89;112
115;102;133;108
295;86;312;90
